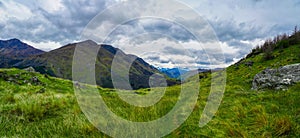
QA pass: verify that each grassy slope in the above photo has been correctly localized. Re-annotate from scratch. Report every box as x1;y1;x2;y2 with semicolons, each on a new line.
189;43;300;137
0;44;300;137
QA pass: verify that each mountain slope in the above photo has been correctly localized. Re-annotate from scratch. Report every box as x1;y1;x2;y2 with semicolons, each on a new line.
0;38;44;58
14;40;178;89
226;31;300;90
179;30;300;137
0;38;44;68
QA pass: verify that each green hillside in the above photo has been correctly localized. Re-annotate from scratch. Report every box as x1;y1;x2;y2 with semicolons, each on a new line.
1;33;300;137
12;40;178;90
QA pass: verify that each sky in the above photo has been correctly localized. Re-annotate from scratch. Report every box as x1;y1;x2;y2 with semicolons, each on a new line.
0;0;299;69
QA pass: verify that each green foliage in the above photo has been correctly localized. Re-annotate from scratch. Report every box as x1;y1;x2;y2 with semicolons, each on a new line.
248;26;300;61
277;39;290;49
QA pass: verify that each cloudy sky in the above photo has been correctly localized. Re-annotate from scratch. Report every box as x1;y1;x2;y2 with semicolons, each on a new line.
0;0;299;69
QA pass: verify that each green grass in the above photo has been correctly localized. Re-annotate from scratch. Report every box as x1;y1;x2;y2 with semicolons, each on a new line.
0;44;300;137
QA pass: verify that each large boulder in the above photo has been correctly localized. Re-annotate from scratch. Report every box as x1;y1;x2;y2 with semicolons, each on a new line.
252;63;300;90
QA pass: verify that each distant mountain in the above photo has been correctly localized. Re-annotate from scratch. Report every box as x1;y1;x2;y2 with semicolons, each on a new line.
0;38;44;58
179;68;211;81
158;67;220;81
0;38;44;68
159;68;189;79
12;40;178;89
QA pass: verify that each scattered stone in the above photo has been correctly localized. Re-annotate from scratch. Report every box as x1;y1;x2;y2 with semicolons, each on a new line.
37;88;46;93
74;81;81;89
0;70;45;86
7;77;14;82
23;67;36;72
30;76;43;85
252;63;300;90
245;61;254;67
14;74;20;78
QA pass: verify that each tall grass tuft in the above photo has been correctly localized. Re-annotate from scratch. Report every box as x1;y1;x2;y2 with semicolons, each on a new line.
272;116;292;136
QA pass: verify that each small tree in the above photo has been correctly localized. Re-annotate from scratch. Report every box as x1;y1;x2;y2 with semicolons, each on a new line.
296;25;300;44
262;39;275;60
290;25;300;45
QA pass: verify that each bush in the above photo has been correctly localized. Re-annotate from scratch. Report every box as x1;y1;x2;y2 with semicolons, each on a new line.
277;40;290;49
262;44;275;61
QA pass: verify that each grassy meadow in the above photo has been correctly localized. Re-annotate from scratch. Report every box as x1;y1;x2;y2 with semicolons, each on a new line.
0;43;300;137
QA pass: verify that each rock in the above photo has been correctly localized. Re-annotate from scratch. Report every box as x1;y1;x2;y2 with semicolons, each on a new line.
14;74;20;78
7;77;14;82
245;61;254;67
37;88;46;93
23;67;36;72
30;76;42;85
252;63;300;90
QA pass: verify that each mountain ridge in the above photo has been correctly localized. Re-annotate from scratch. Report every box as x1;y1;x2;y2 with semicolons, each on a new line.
0;39;178;89
0;38;44;58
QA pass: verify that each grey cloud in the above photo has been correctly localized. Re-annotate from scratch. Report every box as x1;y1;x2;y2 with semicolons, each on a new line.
190;48;234;65
105;18;197;44
199;0;300;42
195;61;210;65
227;40;253;54
0;0;111;44
163;46;188;56
145;55;160;61
40;0;108;41
142;19;172;32
0;23;4;30
162;46;232;67
141;19;196;42
1;16;73;44
1;0;300;69
46;0;106;26
160;59;170;64
211;20;265;42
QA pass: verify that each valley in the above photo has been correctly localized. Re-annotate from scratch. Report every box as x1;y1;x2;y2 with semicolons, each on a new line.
0;31;300;137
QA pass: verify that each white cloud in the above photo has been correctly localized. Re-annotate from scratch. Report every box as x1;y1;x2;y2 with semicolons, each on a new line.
0;1;32;22
37;0;65;13
23;40;62;52
241;38;265;48
110;34;230;69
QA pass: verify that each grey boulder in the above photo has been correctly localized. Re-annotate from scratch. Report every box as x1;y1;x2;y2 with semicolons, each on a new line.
252;63;300;90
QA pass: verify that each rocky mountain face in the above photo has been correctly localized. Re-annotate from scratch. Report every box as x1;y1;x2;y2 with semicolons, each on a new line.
0;38;44;58
252;63;300;90
0;39;45;68
9;40;178;89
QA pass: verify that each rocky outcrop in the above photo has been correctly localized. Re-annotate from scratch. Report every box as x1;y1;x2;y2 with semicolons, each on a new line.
252;63;300;90
23;66;36;72
0;71;43;86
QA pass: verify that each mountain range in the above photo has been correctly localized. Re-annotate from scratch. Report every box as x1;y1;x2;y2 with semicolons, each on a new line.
0;38;178;89
0;39;44;68
0;38;44;58
158;68;189;79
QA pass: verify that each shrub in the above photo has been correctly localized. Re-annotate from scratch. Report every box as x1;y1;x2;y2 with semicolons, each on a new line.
272;116;292;136
277;40;290;49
